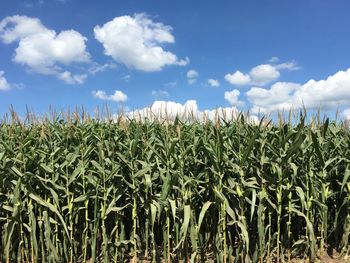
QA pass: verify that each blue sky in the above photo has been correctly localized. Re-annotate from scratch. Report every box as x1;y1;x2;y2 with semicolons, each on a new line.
1;0;350;119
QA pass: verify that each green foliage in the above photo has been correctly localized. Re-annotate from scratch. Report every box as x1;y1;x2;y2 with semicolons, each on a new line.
0;113;349;262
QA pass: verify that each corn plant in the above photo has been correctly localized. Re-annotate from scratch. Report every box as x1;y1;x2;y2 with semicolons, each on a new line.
0;110;349;262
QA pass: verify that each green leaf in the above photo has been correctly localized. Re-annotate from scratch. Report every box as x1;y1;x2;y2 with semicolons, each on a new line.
197;201;212;231
175;205;191;250
39;163;54;174
29;193;70;242
290;207;316;261
250;189;257;222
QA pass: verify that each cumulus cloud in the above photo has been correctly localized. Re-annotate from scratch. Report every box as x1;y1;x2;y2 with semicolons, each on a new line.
0;16;46;43
225;71;251;86
208;78;220;87
246;82;300;113
246;68;350;114
0;15;90;84
187;69;198;84
131;100;198;119
94;13;189;72
224;89;244;106
0;71;11;91
249;64;280;85
225;59;300;87
128;100;258;123
93;90;128;103
13;29;89;68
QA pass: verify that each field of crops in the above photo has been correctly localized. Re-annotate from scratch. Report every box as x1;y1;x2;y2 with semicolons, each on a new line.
0;112;349;262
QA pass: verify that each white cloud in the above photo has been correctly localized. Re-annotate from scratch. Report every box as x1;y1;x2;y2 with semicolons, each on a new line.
246;82;300;113
130;100;198;120
225;70;251;86
0;71;11;91
93;90;128;103
224;89;244;106
246;68;350;114
128;100;258;123
342;109;350;120
187;69;198;84
152;89;169;98
58;71;87;84
187;70;198;79
249;64;280;85
294;69;350;109
0;15;90;84
0;70;24;91
0;15;47;43
225;60;300;87
94;13;189;72
208;78;220;87
13;29;90;71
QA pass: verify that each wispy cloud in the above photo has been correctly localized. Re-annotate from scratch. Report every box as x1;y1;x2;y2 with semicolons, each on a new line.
152;89;169;98
207;79;220;87
89;62;117;75
164;81;177;88
187;69;198;84
121;74;131;81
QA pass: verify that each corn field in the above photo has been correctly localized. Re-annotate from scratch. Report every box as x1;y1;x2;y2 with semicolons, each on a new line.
0;111;349;262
